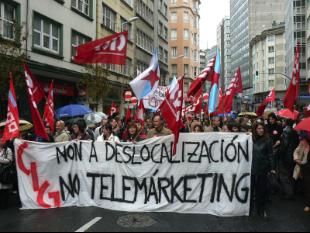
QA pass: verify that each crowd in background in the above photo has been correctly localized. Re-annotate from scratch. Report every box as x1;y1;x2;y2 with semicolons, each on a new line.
0;111;309;219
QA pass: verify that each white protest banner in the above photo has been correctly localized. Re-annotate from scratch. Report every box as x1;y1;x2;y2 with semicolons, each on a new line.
143;86;167;111
14;133;253;217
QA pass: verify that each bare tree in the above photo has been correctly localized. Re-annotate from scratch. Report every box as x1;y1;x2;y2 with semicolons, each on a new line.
80;65;112;110
0;23;26;100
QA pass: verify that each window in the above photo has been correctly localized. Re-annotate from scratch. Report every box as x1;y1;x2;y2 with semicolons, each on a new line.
184;47;189;57
268;46;275;53
268;57;275;64
122;0;133;7
71;0;92;17
136;29;153;53
171;29;177;40
33;14;61;54
269;80;275;88
171;47;177;57
0;1;16;40
171;12;177;22
184;11;189;23
72;30;91;58
184;64;189;75
102;3;116;31
171;64;177;76
184;29;189;40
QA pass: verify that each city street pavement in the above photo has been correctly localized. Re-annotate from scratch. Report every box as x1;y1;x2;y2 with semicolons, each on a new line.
0;194;309;232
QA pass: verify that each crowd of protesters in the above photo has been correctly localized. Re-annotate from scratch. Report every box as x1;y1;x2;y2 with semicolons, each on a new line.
0;111;310;219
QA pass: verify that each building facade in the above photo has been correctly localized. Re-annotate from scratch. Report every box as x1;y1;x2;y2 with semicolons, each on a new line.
1;0;97;113
251;24;286;110
217;20;225;90
199;49;207;73
97;0;135;112
97;0;169;112
285;0;309;104
169;0;201;93
217;17;231;90
230;0;250;95
231;0;285;99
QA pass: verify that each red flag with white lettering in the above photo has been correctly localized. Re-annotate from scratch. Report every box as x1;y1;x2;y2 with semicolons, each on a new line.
256;88;276;117
73;31;128;65
188;57;216;97
191;87;203;114
43;81;55;133
24;64;45;104
25;69;49;141
219;68;243;114
2;73;20;143
284;44;300;111
109;102;119;116
160;76;184;154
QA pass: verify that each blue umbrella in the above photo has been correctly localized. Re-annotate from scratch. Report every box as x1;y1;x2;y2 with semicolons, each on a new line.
56;104;92;118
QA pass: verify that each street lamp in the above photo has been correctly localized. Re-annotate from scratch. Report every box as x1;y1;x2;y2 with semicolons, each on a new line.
256;71;291;82
121;17;140;29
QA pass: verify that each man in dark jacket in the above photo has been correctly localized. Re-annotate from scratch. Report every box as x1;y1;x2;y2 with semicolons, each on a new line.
279;119;300;199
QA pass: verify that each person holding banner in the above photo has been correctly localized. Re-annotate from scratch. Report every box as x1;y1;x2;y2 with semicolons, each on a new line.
0;141;14;210
54;121;71;143
122;122;143;143
147;115;172;139
97;124;120;143
205;116;222;132
252;122;275;218
71;119;92;141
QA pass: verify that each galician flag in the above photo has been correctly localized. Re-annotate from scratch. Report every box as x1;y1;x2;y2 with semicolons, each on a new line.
130;50;160;99
208;50;221;114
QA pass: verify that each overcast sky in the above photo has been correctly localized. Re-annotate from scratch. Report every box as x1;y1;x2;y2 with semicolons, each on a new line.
200;0;230;50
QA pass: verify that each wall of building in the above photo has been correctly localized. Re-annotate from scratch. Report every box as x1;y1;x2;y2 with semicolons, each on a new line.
169;0;200;93
251;25;286;108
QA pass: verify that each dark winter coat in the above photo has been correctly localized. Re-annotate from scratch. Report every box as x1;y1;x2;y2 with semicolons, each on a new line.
252;137;273;175
279;126;300;170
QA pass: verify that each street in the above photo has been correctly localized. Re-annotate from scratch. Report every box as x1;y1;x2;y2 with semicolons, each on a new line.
0;195;309;232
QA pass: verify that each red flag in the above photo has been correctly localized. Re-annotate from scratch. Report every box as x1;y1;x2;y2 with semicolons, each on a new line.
191;88;203;114
256;104;267;117
233;67;243;95
256;89;276;117
43;81;55;133
25;70;49;141
160;76;184;155
284;44;300;111
109;102;119;116
219;68;243;114
73;31;128;65
135;100;145;124
264;88;276;104
2;73;20;143
24;64;45;104
188;57;216;97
